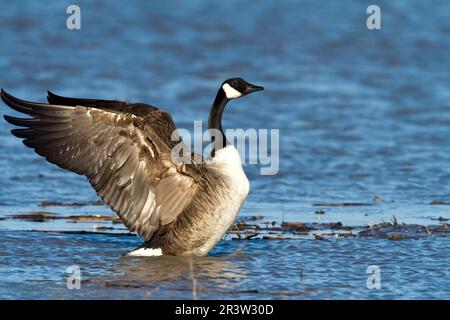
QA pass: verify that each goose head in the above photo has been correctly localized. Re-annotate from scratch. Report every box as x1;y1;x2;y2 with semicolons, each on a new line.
221;77;264;100
208;77;264;156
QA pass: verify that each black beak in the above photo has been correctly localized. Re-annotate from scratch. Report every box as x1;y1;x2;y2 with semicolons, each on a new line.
244;83;264;94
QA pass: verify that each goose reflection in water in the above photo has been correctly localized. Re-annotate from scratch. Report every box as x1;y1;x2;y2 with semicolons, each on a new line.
87;250;248;297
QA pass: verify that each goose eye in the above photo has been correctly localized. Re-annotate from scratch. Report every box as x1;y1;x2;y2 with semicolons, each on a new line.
231;81;238;86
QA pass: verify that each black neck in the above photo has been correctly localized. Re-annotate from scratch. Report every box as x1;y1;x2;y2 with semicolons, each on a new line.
208;88;229;157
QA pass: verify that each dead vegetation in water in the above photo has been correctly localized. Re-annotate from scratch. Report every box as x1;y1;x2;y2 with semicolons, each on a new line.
224;217;357;241
39;200;104;207
19;215;447;240
3;198;450;241
225;215;450;241
313;202;373;207
17;212;448;240
430;200;450;205
8;212;59;221
30;229;135;236
359;221;450;239
6;212;120;222
430;216;449;222
66;215;119;221
313;195;382;207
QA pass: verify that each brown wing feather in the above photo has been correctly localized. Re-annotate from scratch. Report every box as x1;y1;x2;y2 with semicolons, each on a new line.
2;90;198;241
47;91;179;150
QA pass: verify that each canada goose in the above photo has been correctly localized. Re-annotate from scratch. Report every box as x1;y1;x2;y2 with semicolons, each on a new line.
1;78;264;256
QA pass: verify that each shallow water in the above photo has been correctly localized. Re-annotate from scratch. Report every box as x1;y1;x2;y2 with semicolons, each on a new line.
0;0;450;299
1;230;449;299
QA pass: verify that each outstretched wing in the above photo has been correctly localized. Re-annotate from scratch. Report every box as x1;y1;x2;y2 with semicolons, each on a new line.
2;90;198;241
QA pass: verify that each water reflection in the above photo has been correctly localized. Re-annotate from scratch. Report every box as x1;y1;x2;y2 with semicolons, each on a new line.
97;253;249;297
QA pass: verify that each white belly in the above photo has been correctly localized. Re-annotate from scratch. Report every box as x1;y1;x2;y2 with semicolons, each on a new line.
197;145;250;254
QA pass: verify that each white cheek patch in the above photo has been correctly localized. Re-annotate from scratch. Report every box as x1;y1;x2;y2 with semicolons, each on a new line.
222;83;242;99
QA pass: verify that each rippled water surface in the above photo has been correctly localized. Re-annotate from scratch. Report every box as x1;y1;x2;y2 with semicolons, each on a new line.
0;0;449;299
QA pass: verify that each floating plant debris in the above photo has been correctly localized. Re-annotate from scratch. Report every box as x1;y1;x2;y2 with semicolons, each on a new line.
66;215;119;221
313;202;373;207
6;212;119;222
430;216;450;222
39;200;104;207
430;200;450;205
5;209;450;242
8;212;59;221
228;220;449;241
29;230;136;236
280;222;311;231
358;222;450;239
263;236;296;240
239;215;264;221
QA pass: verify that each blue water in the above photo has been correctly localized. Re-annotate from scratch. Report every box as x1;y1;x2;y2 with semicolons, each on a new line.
0;0;450;299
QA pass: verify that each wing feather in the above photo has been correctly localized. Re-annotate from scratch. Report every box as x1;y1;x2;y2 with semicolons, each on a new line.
2;90;199;241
